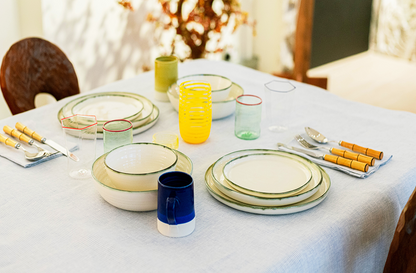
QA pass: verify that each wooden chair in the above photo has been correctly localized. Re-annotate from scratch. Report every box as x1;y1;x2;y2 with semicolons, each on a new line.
0;37;80;115
384;186;416;272
274;0;328;89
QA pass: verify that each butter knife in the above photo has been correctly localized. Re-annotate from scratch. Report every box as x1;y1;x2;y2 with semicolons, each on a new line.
277;143;369;172
15;122;79;162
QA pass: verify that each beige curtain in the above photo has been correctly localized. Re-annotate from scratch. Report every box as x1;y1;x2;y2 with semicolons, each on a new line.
370;0;416;61
280;0;300;72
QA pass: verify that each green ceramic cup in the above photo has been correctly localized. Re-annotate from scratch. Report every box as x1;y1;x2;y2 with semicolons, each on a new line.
155;56;178;102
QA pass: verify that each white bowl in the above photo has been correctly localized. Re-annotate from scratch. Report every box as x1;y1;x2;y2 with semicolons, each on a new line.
104;143;178;191
168;82;244;120
177;74;232;101
92;150;193;211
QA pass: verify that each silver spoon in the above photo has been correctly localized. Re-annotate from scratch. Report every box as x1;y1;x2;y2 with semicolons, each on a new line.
0;133;47;161
305;127;383;160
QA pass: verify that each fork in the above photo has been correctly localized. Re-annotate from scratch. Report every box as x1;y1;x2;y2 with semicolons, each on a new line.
295;134;375;166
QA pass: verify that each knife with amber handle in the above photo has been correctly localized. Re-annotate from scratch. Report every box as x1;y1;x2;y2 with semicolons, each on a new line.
277;143;369;172
0;133;47;161
305;127;384;160
3;125;56;156
4;125;39;148
295;134;375;166
15;122;79;161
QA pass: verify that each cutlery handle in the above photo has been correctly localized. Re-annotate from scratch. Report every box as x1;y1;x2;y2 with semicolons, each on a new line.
0;133;19;148
15;122;44;142
323;154;369;172
331;148;375;166
339;141;383;160
3;125;32;144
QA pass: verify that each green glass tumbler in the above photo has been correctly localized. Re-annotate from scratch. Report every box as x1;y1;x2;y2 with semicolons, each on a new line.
103;119;133;153
234;95;262;140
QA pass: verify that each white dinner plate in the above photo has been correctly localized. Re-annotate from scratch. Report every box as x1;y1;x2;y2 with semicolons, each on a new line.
57;92;159;138
211;150;323;206
223;153;312;196
205;164;330;215
71;94;144;122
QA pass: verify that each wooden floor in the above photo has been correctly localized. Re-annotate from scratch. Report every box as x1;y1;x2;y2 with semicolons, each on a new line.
308;51;416;114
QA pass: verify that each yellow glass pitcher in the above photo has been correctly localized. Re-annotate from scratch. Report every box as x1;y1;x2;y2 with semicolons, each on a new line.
179;81;212;144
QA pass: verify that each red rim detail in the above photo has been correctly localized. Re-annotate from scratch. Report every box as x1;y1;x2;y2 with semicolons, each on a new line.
103;119;133;132
236;95;262;106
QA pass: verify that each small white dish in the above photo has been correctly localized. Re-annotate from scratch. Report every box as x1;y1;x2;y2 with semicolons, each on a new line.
211;150;322;206
92;150;193;211
205;164;330;215
177;74;232;101
104;143;178;191
223;153;312;197
168;82;244;120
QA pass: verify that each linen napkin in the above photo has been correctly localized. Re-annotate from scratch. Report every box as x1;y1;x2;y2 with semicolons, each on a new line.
277;134;392;178
0;135;78;168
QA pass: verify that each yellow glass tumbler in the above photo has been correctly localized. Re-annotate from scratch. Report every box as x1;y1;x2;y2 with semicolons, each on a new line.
179;81;212;144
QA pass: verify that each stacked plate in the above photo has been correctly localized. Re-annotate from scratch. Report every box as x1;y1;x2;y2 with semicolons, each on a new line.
57;91;159;138
205;149;331;215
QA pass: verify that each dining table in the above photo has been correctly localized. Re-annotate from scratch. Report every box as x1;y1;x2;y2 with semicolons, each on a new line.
1;59;416;272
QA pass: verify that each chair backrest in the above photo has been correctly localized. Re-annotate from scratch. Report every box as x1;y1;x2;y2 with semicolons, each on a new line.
0;37;80;115
384;186;416;272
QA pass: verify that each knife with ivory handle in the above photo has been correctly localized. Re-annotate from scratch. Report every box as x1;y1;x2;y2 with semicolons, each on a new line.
15;122;79;161
277;143;369;172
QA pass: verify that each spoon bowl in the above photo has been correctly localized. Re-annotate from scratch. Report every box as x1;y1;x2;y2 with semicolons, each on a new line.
305;127;329;144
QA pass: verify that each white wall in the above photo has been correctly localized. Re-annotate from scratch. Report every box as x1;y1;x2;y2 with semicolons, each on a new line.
41;0;158;93
0;0;20;119
0;0;286;120
252;0;284;74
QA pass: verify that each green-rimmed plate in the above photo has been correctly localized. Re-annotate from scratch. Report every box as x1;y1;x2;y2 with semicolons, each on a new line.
71;93;144;122
205;163;330;215
211;150;323;206
223;153;312;197
57;92;159;138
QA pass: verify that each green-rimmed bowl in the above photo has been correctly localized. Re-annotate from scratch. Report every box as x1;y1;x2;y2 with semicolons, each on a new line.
92;149;192;211
104;143;178;191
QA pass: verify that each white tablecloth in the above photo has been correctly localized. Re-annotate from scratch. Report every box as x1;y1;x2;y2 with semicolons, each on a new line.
1;60;415;272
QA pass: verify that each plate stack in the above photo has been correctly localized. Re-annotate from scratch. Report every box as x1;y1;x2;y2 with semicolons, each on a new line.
57;92;159;138
205;149;331;215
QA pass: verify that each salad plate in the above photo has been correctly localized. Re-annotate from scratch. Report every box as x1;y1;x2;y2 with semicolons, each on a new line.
205;164;330;215
57;92;159;138
223;153;312;196
212;149;314;198
71;93;144;122
211;150;323;206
